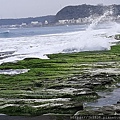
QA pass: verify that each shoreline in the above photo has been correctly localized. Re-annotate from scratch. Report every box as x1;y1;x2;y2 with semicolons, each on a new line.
0;44;120;117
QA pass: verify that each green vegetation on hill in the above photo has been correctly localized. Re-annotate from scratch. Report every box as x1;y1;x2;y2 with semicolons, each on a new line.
56;4;120;21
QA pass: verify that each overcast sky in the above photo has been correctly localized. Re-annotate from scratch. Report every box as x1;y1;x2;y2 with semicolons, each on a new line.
0;0;120;19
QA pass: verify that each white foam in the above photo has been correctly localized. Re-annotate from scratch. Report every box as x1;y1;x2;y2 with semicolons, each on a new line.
0;15;119;64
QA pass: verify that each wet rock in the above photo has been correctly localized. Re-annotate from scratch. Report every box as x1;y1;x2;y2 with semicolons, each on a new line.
91;73;109;78
75;106;116;115
74;108;104;115
61;102;83;111
115;34;120;40
101;106;115;115
0;51;15;60
117;101;120;104
91;82;101;86
47;84;72;89
68;76;79;81
73;88;94;96
113;103;120;113
83;83;93;89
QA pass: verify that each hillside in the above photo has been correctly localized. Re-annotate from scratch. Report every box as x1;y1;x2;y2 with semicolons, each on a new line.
1;4;120;26
0;15;55;26
55;4;120;21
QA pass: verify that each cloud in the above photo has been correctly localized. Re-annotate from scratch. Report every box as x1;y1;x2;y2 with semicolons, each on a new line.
0;0;120;18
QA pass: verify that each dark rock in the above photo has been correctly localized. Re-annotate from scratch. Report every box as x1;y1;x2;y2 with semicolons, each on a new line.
73;88;93;95
61;102;83;111
113;103;120;113
92;82;101;86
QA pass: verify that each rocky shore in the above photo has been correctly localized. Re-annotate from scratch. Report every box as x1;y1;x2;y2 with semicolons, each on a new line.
0;44;120;119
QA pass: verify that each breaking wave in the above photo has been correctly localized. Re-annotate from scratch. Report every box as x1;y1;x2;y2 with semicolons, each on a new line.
0;10;120;64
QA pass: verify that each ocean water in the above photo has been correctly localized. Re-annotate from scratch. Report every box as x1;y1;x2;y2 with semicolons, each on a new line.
0;24;87;38
0;12;120;64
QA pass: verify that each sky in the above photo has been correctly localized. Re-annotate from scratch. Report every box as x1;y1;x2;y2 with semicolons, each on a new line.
0;0;120;19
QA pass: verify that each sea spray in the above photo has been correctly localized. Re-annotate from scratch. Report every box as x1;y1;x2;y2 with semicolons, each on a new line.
87;10;114;31
0;11;119;64
62;10;114;53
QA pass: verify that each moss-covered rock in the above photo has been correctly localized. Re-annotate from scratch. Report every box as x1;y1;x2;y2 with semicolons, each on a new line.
0;44;120;115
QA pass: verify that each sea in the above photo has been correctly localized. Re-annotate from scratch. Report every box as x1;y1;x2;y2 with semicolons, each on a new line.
0;11;120;120
0;11;120;64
